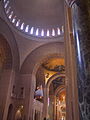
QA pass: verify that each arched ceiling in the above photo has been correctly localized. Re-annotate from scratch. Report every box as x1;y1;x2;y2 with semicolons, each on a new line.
12;0;64;26
20;42;64;74
3;0;65;38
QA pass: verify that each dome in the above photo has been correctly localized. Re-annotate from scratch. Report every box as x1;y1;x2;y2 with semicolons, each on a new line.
3;0;65;38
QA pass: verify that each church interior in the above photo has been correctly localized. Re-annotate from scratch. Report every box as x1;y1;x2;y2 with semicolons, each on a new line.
0;0;90;120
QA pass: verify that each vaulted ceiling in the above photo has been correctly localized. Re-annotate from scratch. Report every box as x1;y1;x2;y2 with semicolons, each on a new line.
10;0;64;27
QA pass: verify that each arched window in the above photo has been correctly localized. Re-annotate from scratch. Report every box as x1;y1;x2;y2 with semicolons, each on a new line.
30;27;34;34
36;28;39;36
4;1;9;9
25;25;29;32
52;29;55;36
8;11;13;19
16;19;20;27
47;30;50;37
41;29;44;36
12;16;16;23
20;23;24;30
57;28;61;35
6;6;11;14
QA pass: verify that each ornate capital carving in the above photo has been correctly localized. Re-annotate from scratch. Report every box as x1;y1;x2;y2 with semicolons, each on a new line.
65;0;77;7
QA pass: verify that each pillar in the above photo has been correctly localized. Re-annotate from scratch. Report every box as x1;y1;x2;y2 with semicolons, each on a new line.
43;87;49;119
64;1;80;120
66;0;90;119
28;73;36;120
53;96;56;120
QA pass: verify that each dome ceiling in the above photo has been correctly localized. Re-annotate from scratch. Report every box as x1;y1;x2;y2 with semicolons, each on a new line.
3;0;65;38
13;0;64;26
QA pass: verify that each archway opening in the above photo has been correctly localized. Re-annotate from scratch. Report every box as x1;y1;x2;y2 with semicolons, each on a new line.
55;88;66;120
7;104;13;120
48;78;66;120
33;56;66;120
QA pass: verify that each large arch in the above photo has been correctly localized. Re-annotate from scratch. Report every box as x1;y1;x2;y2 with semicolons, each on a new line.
0;17;20;120
55;85;65;96
45;72;66;120
0;17;19;71
20;42;65;120
20;42;64;74
46;73;65;89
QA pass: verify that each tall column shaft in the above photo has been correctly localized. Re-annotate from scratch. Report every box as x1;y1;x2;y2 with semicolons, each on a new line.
64;2;80;120
71;0;90;119
43;87;49;119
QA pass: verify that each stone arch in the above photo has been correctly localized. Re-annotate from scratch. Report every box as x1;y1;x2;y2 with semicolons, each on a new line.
0;18;19;120
45;73;65;120
55;85;65;96
46;73;65;89
20;42;64;74
20;42;65;120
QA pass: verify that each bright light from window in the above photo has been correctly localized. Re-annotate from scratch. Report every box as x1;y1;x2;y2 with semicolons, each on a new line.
3;0;63;38
16;19;20;27
4;0;7;3
36;28;39;36
25;25;29;32
41;29;44;36
20;23;24;30
6;6;11;14
8;11;13;19
47;30;50;37
30;27;34;34
57;28;61;35
12;16;16;23
4;1;9;8
76;31;81;63
52;29;55;36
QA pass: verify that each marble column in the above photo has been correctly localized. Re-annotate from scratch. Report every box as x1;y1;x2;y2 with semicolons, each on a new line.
66;0;90;119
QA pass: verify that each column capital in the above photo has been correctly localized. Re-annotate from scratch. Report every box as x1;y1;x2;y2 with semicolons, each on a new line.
65;0;77;7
